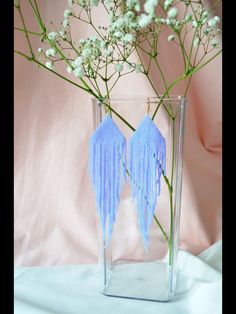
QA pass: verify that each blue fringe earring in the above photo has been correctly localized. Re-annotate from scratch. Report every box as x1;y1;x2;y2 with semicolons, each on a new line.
89;114;126;247
129;107;166;250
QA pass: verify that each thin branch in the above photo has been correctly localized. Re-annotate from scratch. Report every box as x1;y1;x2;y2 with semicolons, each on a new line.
14;27;41;36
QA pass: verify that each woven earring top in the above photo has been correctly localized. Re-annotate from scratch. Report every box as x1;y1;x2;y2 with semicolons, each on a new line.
132;115;165;146
90;115;125;144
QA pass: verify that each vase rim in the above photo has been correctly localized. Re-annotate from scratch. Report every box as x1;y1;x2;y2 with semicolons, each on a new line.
92;95;187;102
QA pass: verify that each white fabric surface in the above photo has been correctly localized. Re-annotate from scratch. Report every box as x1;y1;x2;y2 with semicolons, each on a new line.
14;241;222;314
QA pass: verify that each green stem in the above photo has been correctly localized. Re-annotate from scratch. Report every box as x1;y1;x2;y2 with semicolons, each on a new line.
154;215;169;243
16;4;35;58
14;27;41;36
192;50;222;74
135;47;173;118
154;58;168;92
14;50;98;96
103;102;135;131
104;59;112;115
151;74;186;120
176;32;188;71
27;0;45;32
184;75;192;98
151;49;221;121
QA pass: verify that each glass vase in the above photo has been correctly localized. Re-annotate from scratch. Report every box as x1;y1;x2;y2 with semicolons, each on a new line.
91;96;186;302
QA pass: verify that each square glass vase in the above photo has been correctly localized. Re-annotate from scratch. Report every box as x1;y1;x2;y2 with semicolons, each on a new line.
91;96;186;302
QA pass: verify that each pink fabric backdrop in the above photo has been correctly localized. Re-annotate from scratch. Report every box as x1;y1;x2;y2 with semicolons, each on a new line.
14;1;222;265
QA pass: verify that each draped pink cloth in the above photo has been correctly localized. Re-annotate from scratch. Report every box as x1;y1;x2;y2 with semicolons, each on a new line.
14;1;222;265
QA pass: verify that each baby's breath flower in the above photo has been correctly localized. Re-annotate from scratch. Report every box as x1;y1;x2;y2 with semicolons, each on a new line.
45;61;55;70
208;19;216;28
38;48;43;53
202;10;208;19
73;66;85;78
45;48;57;57
193;37;200;47
185;14;193;22
174;20;181;30
104;0;111;5
114;31;123;38
167;7;178;19
114;17;126;28
192;20;198;28
92;47;101;57
204;28;210;35
134;3;141;11
82;47;92;58
160;18;167;24
64;9;73;19
63;19;69;28
123;33;135;43
68;0;74;6
127;0;141;12
130;21;139;30
168;34;175;41
74;56;83;66
135;63;142;73
214;16;220;23
201;18;207;25
90;35;97;42
144;0;159;17
125;11;135;19
138;14;152;28
78;0;86;6
109;12;116;23
80;39;86;45
164;0;173;10
165;18;171;26
59;30;66;39
210;39;218;47
114;63;123;72
67;65;73;73
99;40;106;49
103;48;113;57
48;32;58;41
91;0;99;6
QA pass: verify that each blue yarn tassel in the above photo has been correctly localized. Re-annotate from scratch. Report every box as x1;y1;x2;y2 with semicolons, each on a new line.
129;115;166;250
89;115;126;247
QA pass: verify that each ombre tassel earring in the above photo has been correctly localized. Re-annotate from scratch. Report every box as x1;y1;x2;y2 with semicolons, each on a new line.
89;114;126;247
128;102;166;250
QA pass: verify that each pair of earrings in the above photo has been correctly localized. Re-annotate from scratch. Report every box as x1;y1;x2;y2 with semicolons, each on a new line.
89;111;166;251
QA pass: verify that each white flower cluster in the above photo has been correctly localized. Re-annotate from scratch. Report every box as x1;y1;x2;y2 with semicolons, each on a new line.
164;0;173;10
144;0;159;17
189;7;221;49
45;61;55;70
65;35;116;78
62;8;73;29
45;48;57;57
127;0;141;12
39;0;221;78
108;10;138;42
48;32;58;41
75;0;99;8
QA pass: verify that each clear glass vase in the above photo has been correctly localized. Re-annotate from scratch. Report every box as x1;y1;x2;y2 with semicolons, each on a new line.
91;96;186;302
